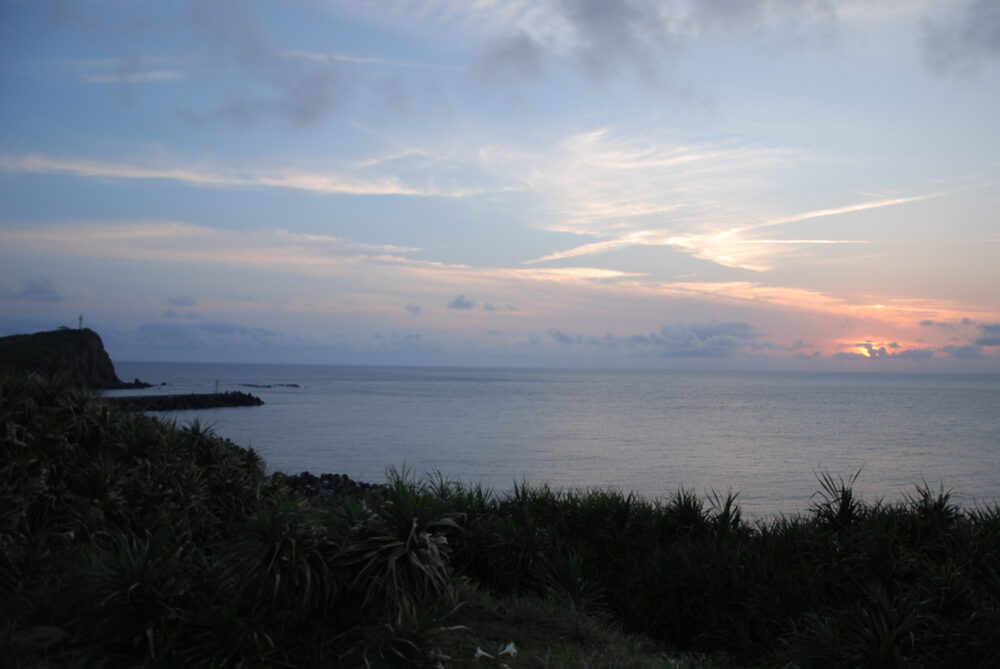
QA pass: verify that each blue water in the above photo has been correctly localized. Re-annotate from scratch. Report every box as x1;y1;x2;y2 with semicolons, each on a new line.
109;363;1000;517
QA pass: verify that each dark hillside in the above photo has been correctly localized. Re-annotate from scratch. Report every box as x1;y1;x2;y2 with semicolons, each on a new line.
0;328;141;389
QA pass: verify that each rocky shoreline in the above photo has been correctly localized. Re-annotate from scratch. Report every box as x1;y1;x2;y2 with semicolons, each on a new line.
105;391;264;411
107;378;157;390
276;471;385;500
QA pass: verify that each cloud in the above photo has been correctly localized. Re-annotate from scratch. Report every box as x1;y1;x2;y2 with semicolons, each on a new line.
500;126;794;247
974;323;1000;346
184;0;354;126
939;344;984;360
447;294;478;310
547;320;762;357
0;276;62;303
0;220;650;312
446;295;518;312
919;319;954;330
499;127;944;273
483;302;517;312
862;341;890;358
181;6;459;128
29;53;192;85
893;348;935;360
915;321;1000;351
392;0;839;83
555;0;676;82
166;295;198;307
548;328;580;344
83;70;184;84
0;153;487;198
475;31;546;81
2;220;989;368
525;178;931;271
405;304;422;315
647;321;761;357
0;221;425;271
132;320;309;351
922;0;1000;75
833;339;941;361
281;49;460;72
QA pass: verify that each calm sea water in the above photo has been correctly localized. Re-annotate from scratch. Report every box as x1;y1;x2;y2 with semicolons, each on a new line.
109;363;1000;517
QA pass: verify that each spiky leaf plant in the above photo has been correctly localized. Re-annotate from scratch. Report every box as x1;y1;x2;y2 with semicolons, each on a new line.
340;469;460;618
811;469;865;530
226;498;342;628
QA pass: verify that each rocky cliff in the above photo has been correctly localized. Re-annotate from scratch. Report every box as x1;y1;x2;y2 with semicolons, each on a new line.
0;328;143;389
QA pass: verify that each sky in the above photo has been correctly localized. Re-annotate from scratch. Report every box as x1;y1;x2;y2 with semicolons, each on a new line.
1;0;998;370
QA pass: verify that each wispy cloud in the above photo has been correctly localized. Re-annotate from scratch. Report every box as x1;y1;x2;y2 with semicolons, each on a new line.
0;153;489;198
0;221;422;268
491;127;793;238
82;70;184;84
733;193;942;235
0;221;640;290
521;146;941;271
632;280;992;333
25;57;191;84
280;49;460;71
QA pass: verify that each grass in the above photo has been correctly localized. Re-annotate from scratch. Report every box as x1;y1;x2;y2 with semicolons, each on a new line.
2;373;999;667
429;473;1000;667
435;585;724;669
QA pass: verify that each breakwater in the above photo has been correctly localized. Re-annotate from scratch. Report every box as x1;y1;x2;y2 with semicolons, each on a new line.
105;391;264;411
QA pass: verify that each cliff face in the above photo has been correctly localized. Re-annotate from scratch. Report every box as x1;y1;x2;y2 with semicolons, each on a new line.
0;328;125;388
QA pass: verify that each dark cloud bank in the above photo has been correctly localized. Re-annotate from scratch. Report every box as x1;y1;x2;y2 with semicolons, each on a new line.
447;295;517;312
922;0;1000;75
477;0;839;84
547;320;765;358
0;276;62;303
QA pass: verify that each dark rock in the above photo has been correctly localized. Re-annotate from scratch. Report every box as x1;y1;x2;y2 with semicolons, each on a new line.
115;377;155;389
277;471;385;500
104;391;264;411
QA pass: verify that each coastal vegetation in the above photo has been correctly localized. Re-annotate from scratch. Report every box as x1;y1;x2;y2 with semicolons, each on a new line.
2;373;998;667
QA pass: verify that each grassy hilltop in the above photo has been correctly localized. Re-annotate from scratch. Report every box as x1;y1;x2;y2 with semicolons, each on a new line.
2;374;999;667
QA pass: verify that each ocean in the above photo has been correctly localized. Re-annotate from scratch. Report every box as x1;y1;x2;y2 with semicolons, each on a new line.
109;362;1000;517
